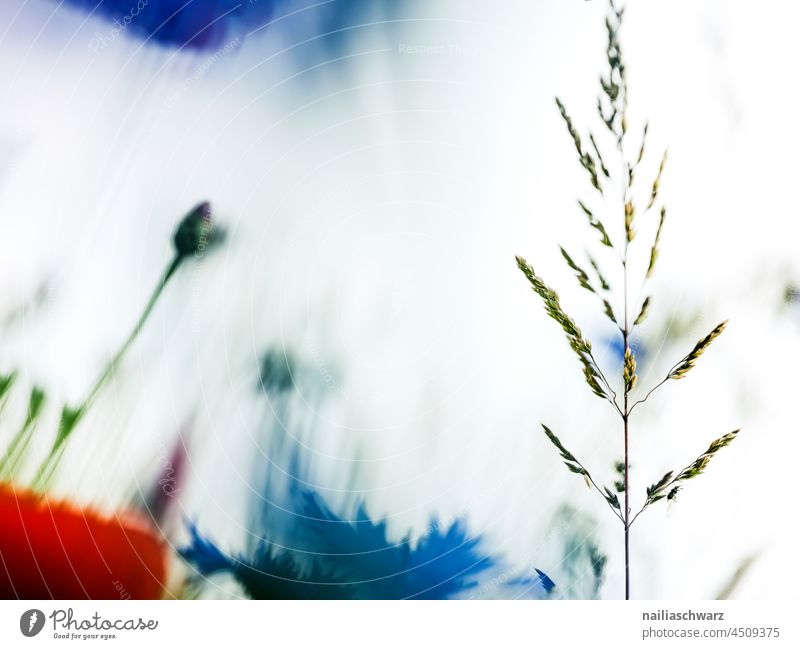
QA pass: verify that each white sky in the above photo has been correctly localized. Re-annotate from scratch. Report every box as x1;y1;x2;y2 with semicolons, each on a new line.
0;0;798;599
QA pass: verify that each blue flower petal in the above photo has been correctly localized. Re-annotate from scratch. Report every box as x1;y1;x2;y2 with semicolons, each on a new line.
64;0;278;50
180;488;548;599
179;520;234;575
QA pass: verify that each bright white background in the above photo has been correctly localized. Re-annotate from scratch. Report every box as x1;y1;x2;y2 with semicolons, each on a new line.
0;0;798;599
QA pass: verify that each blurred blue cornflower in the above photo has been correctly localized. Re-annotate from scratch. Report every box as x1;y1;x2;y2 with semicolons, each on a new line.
64;0;278;50
181;485;554;599
605;332;647;369
62;0;402;53
180;349;555;599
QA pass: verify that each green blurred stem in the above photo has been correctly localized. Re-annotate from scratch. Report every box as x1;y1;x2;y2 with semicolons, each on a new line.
0;372;17;405
0;374;17;442
79;255;182;417
0;387;46;481
31;254;183;491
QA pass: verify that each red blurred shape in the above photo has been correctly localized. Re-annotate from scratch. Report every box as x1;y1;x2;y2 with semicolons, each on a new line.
0;484;166;599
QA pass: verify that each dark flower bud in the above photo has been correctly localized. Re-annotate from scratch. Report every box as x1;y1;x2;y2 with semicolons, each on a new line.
258;348;296;395
173;201;214;258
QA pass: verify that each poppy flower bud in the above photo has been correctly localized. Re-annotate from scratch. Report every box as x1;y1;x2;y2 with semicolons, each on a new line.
173;201;214;259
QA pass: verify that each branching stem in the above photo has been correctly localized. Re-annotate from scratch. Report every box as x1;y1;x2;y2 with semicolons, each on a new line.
622;260;631;601
573;457;626;525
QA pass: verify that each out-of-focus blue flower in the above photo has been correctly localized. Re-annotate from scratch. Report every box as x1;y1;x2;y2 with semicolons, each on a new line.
606;333;647;369
180;348;555;599
63;0;278;50
534;568;556;592
62;0;403;54
181;484;554;599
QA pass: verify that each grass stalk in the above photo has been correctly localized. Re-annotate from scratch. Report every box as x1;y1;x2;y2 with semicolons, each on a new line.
516;0;738;599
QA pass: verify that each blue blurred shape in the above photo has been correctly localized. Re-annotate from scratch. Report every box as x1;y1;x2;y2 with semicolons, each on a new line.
180;346;554;599
65;0;278;50
66;0;406;57
534;568;556;592
181;485;554;599
607;332;647;368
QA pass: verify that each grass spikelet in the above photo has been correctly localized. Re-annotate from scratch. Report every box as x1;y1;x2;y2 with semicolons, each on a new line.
700;429;740;457
515;256;590;354
542;424;587;476
646;149;669;210
588;255;611;290
645;471;674;505
556;97;603;194
560;246;595;293
542;425;624;520
624;200;635;242
636;123;649;165
646;207;666;278
578;201;614;248
633;296;651;326
555;97;583;158
599;3;627;143
597;96;615;134
590;133;611;179
627;123;649;188
603;486;621;511
516;256;608;400
669;320;728;380
623;346;637;392
602;299;618;324
643;430;740;508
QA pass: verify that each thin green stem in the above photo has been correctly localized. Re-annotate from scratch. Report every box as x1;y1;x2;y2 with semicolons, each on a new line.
628;376;669;415
0;387;45;481
628;351;697;415
572;456;625;525
618;80;632;596
81;254;182;412
622;260;631;601
588;350;623;416
30;254;182;491
629;456;694;527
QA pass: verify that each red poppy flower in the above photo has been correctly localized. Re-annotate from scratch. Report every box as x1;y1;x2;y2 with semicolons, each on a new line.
0;484;167;599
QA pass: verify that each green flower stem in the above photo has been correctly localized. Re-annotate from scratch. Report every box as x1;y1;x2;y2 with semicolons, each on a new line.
30;443;66;492
30;254;183;492
0;387;46;481
0;372;17;406
77;254;182;415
